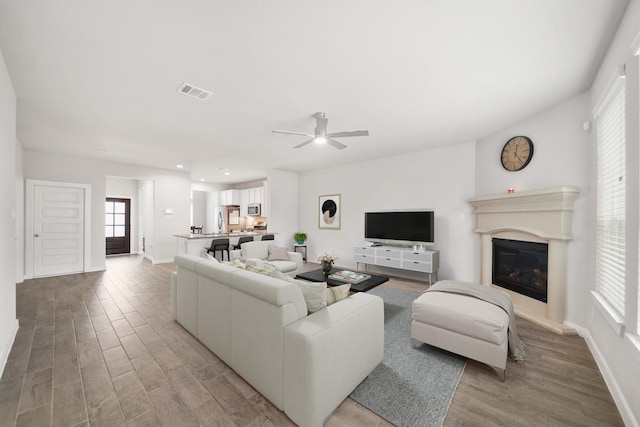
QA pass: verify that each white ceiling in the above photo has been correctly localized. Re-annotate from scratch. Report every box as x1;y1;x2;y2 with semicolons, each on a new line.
0;1;628;184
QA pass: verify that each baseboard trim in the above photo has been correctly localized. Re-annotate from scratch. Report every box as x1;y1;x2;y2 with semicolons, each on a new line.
84;266;106;273
0;319;19;380
565;321;639;427
152;258;174;265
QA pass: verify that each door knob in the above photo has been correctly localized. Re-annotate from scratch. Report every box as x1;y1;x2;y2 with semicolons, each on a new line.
34;234;39;237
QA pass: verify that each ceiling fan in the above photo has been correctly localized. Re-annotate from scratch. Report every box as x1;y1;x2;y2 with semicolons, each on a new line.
272;112;369;150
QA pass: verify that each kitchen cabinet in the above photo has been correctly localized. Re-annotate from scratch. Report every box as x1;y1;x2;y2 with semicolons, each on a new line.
222;184;267;216
261;181;268;218
240;189;250;216
220;189;240;206
248;187;263;204
239;185;266;216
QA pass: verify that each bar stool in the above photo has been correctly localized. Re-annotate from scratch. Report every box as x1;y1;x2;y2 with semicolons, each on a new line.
205;238;230;261
261;234;274;241
232;236;253;250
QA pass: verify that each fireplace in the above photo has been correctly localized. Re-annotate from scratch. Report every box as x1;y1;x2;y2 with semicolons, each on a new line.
492;238;548;303
469;186;579;335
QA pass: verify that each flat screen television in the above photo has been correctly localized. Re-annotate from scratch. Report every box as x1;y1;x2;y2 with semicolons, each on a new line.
364;210;434;247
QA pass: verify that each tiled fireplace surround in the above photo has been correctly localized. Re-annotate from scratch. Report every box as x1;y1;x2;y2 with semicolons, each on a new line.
469;186;580;335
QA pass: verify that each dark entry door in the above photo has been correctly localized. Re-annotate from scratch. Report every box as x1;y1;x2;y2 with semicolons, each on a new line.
105;198;131;255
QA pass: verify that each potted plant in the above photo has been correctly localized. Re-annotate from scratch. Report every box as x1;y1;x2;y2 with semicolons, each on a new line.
317;252;338;275
294;231;307;245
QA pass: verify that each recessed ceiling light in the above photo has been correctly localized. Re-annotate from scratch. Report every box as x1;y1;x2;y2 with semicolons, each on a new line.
176;164;184;169
199;178;205;182
224;172;231;176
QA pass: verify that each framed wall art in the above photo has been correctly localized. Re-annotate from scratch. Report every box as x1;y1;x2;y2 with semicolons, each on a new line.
318;194;341;230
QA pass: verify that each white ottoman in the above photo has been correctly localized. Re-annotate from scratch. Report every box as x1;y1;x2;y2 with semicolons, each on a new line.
411;290;509;380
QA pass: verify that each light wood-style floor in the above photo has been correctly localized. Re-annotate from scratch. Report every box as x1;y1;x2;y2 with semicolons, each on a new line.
0;255;624;426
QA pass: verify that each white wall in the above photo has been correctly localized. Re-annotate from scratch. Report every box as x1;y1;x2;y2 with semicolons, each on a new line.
204;191;219;234
15;139;23;284
297;142;477;281
586;1;640;425
0;47;18;377
106;176;140;254
267;170;298;249
139;180;154;258
152;175;190;263
475;91;592;324
23;151;191;269
192;191;206;229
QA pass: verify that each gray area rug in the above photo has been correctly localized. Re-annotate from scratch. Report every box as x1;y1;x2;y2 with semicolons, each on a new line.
350;287;466;427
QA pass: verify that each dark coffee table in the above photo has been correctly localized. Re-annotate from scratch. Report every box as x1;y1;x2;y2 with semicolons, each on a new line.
296;267;389;293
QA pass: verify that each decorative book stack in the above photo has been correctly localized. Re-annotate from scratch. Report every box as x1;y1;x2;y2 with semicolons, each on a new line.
328;270;371;284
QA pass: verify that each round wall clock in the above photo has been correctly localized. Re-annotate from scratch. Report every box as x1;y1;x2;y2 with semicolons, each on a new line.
501;136;534;171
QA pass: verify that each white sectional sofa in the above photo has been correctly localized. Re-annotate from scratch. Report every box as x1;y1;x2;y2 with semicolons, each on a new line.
171;254;384;427
230;240;304;276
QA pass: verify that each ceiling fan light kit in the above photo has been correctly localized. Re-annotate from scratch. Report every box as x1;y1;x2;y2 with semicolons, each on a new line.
272;112;369;150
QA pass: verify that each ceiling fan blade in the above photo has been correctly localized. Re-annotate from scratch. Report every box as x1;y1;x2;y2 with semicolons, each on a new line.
272;130;314;137
327;138;347;150
293;138;314;149
327;130;369;138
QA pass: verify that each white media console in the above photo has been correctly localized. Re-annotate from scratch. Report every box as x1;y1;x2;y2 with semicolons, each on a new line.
354;245;439;283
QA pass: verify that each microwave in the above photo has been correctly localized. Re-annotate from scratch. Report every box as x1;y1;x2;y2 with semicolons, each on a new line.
248;203;261;216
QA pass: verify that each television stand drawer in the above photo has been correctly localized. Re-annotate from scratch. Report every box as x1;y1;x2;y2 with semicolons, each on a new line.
376;256;401;268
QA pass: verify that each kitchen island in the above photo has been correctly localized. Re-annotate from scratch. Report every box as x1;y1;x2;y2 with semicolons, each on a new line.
175;231;275;257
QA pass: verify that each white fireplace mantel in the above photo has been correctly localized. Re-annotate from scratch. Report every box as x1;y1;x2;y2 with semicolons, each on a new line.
469;186;580;335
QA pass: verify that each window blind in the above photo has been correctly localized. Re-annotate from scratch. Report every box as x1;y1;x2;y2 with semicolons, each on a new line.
595;74;626;317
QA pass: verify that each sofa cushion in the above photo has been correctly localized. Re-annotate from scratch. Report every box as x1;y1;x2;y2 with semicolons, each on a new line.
203;253;219;263
264;260;298;273
229;270;307;320
294;280;327;313
242;241;271;260
267;245;289;261
326;284;351;305
274;271;326;313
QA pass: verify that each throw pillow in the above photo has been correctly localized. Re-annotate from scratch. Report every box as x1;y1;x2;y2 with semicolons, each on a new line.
245;258;265;269
295;280;327;313
326;284;351;306
245;264;276;277
267;245;289;261
203;253;219;263
222;259;246;269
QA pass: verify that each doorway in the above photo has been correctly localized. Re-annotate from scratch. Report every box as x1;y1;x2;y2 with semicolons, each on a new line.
105;198;131;255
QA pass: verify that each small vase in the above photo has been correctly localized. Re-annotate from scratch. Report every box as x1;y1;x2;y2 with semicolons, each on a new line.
321;260;333;275
296;240;305;245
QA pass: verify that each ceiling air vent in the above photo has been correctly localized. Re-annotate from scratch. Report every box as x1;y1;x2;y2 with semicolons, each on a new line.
178;83;212;101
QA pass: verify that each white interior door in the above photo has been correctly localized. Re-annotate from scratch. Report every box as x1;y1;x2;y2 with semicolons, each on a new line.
33;185;84;277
